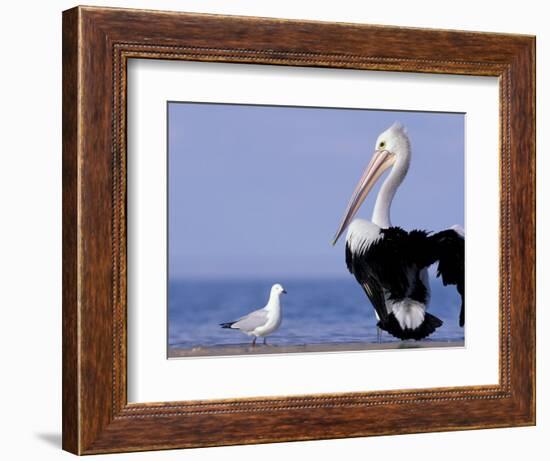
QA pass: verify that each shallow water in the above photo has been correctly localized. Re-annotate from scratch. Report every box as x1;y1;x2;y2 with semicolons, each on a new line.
168;277;465;351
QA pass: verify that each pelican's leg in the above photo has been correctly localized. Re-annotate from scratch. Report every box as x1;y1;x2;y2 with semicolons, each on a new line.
377;326;381;343
263;337;267;345
252;337;257;347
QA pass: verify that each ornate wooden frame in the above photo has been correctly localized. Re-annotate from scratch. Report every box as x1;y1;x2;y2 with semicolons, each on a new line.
62;5;536;455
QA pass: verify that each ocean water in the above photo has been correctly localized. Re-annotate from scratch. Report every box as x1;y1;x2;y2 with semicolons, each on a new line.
168;277;465;350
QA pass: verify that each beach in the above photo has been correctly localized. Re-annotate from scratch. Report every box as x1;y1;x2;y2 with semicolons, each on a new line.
168;278;465;357
169;339;464;358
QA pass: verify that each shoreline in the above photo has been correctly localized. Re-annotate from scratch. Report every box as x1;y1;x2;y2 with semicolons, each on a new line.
168;339;464;358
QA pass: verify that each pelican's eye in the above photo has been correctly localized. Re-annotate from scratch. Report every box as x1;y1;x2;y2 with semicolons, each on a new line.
379;141;386;149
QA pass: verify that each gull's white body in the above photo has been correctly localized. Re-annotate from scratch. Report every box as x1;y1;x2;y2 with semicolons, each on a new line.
221;284;286;345
241;295;282;338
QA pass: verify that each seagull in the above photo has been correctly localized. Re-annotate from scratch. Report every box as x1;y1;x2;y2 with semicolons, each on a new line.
220;283;287;346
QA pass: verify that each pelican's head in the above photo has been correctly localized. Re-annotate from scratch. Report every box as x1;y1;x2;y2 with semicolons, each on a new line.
271;283;287;296
374;123;411;166
332;122;411;245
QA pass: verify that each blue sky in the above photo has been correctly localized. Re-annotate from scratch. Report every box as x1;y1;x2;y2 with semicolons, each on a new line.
168;102;464;279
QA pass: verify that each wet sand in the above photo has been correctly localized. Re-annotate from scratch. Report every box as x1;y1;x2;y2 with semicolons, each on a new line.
169;340;464;358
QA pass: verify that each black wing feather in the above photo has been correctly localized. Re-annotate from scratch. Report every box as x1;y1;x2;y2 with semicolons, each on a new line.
346;227;429;324
345;225;464;339
346;242;388;323
428;229;465;326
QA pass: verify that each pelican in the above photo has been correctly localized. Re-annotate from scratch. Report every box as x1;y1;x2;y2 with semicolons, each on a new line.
220;283;287;346
332;123;464;341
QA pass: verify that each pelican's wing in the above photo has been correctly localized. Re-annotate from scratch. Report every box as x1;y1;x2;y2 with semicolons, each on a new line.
231;308;269;332
427;228;465;326
345;227;415;323
347;243;387;322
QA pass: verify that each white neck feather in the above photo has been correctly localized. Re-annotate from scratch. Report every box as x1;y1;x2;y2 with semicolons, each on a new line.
266;294;281;311
372;156;409;228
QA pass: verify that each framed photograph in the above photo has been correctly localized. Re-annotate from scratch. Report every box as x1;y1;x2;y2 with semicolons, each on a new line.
62;6;535;454
165;102;465;358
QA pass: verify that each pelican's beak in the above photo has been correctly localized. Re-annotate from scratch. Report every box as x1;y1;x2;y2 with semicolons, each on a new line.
332;149;395;245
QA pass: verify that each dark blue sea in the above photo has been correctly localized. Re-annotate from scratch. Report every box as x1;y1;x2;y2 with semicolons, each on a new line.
168;277;465;350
